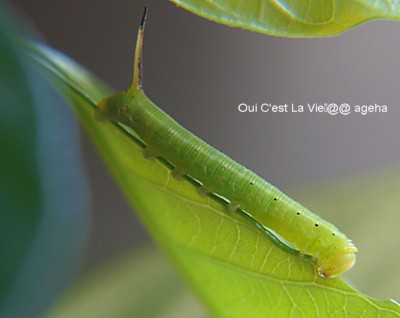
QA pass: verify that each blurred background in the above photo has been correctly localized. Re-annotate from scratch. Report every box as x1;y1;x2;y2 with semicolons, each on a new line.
10;0;400;304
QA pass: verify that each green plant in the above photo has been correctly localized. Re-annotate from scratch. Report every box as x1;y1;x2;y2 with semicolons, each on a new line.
1;1;399;317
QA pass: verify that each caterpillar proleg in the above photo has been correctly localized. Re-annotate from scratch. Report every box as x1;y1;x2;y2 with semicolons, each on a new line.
96;8;357;278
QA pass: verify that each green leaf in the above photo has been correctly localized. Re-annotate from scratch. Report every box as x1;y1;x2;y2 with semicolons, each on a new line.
45;248;208;318
0;5;89;317
25;43;400;317
170;0;400;37
45;167;400;318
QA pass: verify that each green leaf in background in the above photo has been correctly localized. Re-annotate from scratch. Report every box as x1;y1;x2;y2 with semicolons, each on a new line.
171;0;400;37
0;4;90;317
25;42;400;317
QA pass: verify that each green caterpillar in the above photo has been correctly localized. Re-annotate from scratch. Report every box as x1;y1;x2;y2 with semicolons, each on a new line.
96;8;357;278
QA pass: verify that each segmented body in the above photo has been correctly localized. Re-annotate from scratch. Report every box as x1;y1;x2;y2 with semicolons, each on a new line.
97;89;357;277
96;8;357;277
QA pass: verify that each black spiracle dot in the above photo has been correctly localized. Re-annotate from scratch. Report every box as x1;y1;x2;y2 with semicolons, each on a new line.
296;212;301;215
315;223;319;227
273;197;277;201
332;233;336;236
249;182;254;186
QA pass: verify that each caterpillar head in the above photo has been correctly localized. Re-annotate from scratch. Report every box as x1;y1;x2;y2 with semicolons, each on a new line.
317;242;358;278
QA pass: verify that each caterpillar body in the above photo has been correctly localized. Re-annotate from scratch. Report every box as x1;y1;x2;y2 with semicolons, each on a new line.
96;8;357;278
